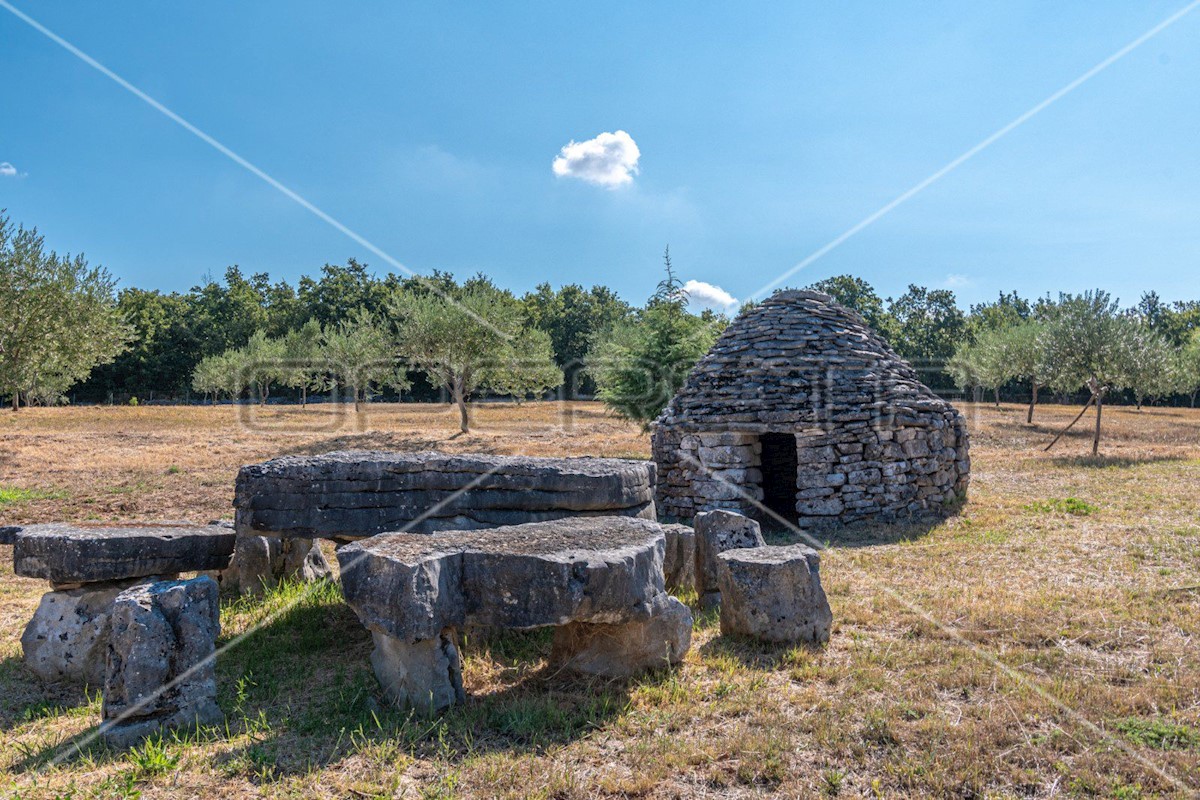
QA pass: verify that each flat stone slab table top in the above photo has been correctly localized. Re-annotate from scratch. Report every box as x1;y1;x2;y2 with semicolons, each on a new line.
12;523;237;585
339;516;693;710
339;516;668;638
234;450;657;540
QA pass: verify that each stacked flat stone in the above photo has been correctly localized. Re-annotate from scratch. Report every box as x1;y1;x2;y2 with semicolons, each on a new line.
234;451;656;540
338;516;692;711
652;290;970;527
12;523;235;685
227;451;657;594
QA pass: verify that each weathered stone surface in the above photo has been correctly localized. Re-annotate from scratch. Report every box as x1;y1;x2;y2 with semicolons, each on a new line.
21;579;166;686
102;577;222;747
661;523;696;592
550;594;693;678
233;451;656;540
650;290;970;526
13;523;236;584
717;544;833;644
0;526;19;546
370;629;464;713
693;510;764;602
340;517;693;707
224;533;332;596
338;517;666;641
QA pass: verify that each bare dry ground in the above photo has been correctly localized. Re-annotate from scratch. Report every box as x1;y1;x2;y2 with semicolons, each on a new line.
1;400;1199;798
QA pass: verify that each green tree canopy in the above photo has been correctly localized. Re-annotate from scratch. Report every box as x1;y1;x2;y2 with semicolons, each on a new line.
389;277;560;431
0;214;132;409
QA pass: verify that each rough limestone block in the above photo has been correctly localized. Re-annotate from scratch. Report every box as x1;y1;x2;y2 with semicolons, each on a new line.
13;523;236;584
102;577;223;747
551;594;693;677
661;523;696;592
225;530;332;597
716;544;832;644
21;578;165;686
693;510;764;605
370;629;465;713
0;525;19;546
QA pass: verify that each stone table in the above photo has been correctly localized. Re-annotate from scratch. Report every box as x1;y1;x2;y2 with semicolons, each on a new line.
227;450;659;595
12;522;235;685
338;516;693;711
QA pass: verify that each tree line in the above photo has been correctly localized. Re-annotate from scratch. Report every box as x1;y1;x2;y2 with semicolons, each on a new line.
3;214;1200;439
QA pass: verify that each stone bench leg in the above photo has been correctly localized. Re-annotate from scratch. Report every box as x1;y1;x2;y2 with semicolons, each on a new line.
101;577;223;747
224;529;331;596
21;575;178;687
550;594;693;678
371;628;465;713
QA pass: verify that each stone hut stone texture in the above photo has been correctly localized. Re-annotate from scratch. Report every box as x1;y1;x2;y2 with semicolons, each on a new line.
651;290;970;528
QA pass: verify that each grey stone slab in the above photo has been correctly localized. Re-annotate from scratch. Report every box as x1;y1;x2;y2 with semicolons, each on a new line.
338;517;666;642
13;523;237;584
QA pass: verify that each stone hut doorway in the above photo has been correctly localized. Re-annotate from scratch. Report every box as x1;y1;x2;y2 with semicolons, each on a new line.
759;433;799;526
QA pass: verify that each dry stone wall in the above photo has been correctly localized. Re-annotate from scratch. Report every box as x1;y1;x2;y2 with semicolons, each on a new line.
652;290;970;528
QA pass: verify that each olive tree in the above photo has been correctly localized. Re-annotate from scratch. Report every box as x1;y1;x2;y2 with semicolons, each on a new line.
1181;331;1200;407
389;279;561;432
0;215;132;409
322;309;408;412
1039;291;1138;454
948;328;1010;407
1001;320;1047;423
281;319;326;407
1123;326;1175;411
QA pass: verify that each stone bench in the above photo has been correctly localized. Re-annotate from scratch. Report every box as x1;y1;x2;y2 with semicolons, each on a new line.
716;544;833;644
11;523;235;685
227;451;658;594
338;516;693;711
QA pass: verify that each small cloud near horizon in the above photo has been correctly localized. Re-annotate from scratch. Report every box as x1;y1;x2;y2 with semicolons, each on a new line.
552;131;640;188
944;273;970;288
683;279;740;313
0;162;18;177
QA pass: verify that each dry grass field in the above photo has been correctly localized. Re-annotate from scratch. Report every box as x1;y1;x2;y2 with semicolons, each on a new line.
2;400;1199;798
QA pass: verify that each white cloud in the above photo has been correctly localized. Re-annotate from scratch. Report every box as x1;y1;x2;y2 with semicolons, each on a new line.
0;162;17;177
683;280;740;313
943;273;970;288
552;130;640;188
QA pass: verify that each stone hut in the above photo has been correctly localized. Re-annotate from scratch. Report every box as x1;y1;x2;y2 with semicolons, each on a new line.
651;290;969;528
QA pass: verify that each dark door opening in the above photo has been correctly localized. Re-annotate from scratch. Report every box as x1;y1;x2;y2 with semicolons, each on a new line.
759;433;799;526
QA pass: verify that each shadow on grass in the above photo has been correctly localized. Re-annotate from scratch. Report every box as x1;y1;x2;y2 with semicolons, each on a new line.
1048;454;1188;469
11;580;635;777
761;516;946;549
697;633;825;670
0;654;100;736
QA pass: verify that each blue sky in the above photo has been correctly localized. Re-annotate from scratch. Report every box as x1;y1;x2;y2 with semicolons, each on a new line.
1;1;1197;313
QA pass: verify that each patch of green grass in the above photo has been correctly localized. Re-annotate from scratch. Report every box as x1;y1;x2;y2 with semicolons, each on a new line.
1025;497;1097;516
1114;717;1200;751
0;485;68;506
126;735;179;777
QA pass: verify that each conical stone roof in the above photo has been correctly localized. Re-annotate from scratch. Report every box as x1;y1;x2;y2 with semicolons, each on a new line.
654;290;954;431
